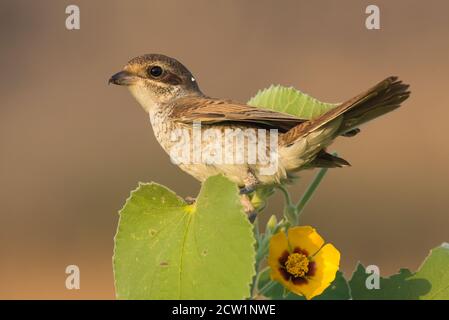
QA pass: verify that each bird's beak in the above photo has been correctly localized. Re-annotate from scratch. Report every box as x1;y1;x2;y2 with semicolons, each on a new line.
108;70;139;86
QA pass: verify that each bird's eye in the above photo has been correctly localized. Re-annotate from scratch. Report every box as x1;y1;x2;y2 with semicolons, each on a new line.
148;66;163;77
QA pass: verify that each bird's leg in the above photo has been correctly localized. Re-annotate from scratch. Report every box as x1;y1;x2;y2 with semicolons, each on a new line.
239;170;260;222
239;170;259;195
240;194;257;223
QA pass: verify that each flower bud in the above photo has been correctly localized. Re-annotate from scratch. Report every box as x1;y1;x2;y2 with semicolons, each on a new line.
266;214;278;232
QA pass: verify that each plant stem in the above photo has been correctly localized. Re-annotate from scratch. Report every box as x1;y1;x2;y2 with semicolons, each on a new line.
256;280;277;298
277;184;293;206
295;166;329;224
277;185;297;225
253;216;260;240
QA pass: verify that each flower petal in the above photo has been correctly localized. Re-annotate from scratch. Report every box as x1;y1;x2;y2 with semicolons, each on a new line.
268;231;289;282
287;226;324;257
312;243;340;280
303;243;340;300
283;279;306;296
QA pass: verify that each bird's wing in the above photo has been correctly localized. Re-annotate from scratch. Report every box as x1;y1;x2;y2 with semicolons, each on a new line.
169;96;304;132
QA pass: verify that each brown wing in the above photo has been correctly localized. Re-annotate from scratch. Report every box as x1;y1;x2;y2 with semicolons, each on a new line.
169;96;304;132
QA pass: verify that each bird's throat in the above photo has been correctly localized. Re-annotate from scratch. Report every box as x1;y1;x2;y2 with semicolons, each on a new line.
128;85;161;114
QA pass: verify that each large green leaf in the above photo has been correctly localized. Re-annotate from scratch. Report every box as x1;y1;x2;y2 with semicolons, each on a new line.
349;264;430;299
247;85;337;119
257;269;350;300
113;175;256;299
349;244;449;299
409;243;449;299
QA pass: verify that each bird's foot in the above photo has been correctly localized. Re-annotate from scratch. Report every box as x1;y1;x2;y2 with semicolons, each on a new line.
247;210;258;223
239;185;256;195
184;196;196;205
240;194;258;223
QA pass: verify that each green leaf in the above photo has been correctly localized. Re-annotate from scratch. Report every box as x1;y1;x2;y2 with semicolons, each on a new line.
316;271;351;300
113;175;256;299
247;85;337;119
349;264;431;300
409;243;449;299
257;269;350;300
349;244;449;300
349;264;423;299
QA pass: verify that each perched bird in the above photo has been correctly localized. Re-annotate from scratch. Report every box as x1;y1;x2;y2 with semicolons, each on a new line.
109;54;410;195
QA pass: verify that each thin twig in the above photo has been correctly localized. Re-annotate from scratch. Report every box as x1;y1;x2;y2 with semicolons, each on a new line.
295;155;335;224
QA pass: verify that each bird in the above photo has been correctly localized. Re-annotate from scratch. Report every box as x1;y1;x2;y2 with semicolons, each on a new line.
109;54;410;196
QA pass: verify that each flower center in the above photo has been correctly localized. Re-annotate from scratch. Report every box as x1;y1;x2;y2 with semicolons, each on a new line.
285;253;309;278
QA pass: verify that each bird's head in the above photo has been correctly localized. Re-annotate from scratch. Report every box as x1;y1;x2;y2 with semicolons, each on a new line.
109;54;202;112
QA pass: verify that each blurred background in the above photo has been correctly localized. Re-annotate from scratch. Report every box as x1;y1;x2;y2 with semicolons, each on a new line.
1;0;448;299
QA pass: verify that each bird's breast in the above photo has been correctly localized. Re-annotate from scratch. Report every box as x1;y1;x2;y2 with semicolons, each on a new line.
148;108;179;152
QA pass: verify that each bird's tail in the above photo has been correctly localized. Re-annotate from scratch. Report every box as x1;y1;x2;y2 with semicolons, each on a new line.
279;77;410;170
282;76;410;145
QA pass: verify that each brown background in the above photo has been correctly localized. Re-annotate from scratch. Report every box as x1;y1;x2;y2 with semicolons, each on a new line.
1;0;448;299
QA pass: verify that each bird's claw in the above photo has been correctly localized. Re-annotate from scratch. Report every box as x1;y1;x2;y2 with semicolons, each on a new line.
248;211;258;223
239;186;256;195
185;196;196;205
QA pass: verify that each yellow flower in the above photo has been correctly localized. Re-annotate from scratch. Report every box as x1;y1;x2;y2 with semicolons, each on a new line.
268;226;340;300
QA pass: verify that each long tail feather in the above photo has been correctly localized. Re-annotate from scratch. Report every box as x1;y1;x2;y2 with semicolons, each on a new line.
281;77;410;145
